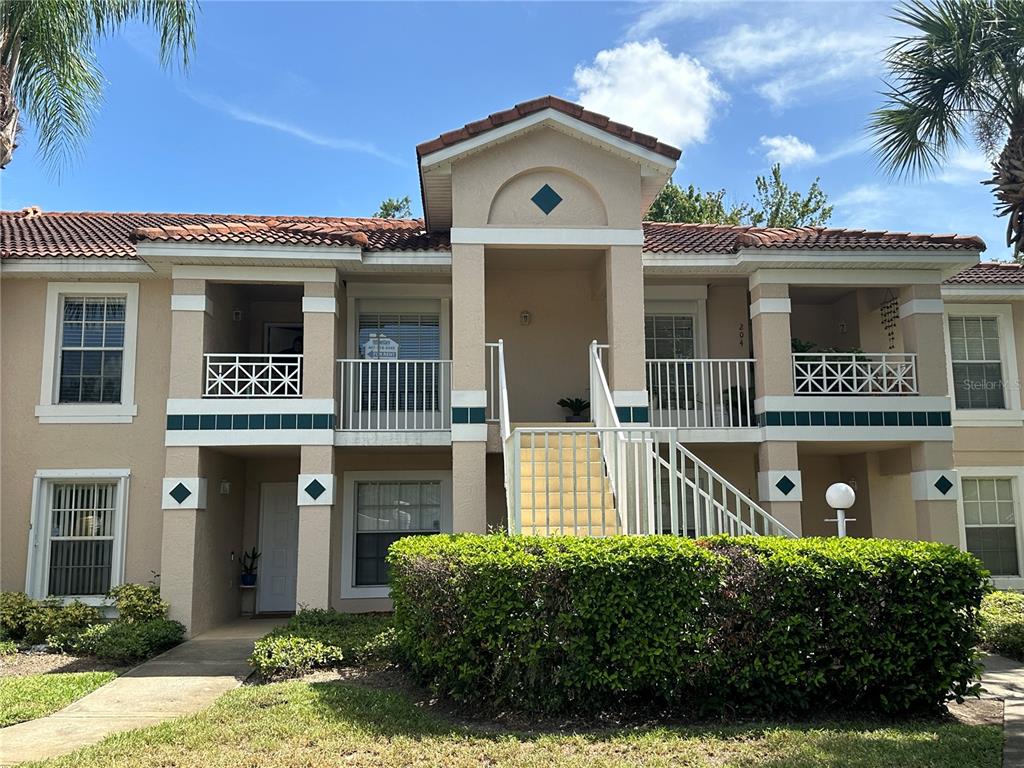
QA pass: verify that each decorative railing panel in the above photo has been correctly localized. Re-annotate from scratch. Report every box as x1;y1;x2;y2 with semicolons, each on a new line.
792;353;918;395
204;354;302;398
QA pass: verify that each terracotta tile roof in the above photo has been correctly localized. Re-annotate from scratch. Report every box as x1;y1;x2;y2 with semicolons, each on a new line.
416;95;682;162
945;262;1024;285
1;209;447;259
641;222;985;253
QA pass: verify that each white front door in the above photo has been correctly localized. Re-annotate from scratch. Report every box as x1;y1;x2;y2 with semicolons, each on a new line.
257;482;299;614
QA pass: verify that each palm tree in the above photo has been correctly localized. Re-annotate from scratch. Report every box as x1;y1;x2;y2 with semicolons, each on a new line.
871;0;1024;258
0;0;197;170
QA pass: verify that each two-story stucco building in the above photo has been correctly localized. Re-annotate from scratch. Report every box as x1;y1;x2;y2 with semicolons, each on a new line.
2;97;1022;634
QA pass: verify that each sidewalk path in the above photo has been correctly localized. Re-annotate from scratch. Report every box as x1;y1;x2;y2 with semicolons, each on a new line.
980;653;1024;768
0;619;281;766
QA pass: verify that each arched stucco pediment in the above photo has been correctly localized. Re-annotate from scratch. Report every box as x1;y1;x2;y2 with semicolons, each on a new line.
487;167;608;227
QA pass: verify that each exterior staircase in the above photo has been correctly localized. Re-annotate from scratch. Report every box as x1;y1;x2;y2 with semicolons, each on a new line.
517;428;619;536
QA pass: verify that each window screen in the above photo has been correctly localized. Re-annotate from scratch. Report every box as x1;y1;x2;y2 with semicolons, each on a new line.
354;480;442;586
58;296;125;404
962;478;1019;576
948;316;1005;409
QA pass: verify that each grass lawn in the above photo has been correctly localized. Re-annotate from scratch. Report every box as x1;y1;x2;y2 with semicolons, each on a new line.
20;678;1002;768
0;671;117;727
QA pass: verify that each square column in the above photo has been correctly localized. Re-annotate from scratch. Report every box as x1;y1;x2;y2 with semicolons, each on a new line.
302;280;338;401
749;282;794;398
168;279;211;399
160;447;206;633
898;284;948;397
605;244;649;422
296;445;334;609
910;441;959;544
757;441;802;535
451;243;487;532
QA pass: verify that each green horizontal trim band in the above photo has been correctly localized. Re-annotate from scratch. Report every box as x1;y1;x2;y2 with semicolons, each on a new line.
616;406;650;424
757;410;951;428
167;413;335;431
452;407;486;425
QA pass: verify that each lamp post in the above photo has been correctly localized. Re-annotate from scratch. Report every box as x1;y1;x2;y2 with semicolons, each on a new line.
825;482;856;537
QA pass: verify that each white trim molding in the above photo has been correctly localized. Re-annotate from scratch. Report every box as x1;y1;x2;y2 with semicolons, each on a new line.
162;477;208;510
757;470;803;502
340;470;453;600
749;298;792;317
25;469;131;603
301;296;338;314
911;469;959;501
170;293;213;314
451;389;487;408
1;259;154;276
297;474;335;506
36;281;140;424
612;390;649;407
899;299;945;318
169;265;338;283
450;227;643;247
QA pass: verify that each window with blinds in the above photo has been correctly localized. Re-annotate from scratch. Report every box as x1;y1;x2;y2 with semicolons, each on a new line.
962;478;1020;577
646;314;697;409
948;316;1005;409
353;480;442;586
46;482;118;596
357;313;441;411
58;296;126;404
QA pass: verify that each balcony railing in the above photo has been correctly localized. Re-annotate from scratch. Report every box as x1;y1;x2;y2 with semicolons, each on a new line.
203;354;302;398
793;352;918;395
646;358;757;428
337;359;451;430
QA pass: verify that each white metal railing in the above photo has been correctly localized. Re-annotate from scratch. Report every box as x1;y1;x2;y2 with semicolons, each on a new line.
336;359;451;430
485;342;502;423
646;359;756;428
203;354;302;398
491;340;516;528
793;352;918;395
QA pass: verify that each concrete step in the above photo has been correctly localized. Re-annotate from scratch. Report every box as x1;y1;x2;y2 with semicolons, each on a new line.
520;522;621;537
520;446;603;463
520;490;615;511
519;460;606;478
519;474;613;493
518;431;599;449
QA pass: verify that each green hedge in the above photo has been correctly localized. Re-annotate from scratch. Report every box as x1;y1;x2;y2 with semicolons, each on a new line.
388;534;988;716
250;610;393;679
979;591;1024;661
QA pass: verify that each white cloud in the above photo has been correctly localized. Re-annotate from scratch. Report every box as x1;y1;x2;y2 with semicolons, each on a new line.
703;19;889;108
573;39;725;150
937;148;993;184
624;1;735;41
759;134;816;165
183;90;404;166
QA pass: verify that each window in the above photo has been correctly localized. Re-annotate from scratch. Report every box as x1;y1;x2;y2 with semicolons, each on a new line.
645;314;695;360
26;470;130;602
962;477;1019;577
948;315;1005;409
58;296;126;404
357;312;442;412
38;283;139;423
341;471;451;598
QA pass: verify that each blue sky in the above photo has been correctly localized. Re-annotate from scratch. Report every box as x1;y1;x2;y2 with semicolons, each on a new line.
0;0;1009;259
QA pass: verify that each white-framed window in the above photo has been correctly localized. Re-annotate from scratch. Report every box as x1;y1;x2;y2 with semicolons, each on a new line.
957;468;1024;588
37;282;139;423
340;470;452;599
645;314;696;360
25;469;131;604
944;304;1021;422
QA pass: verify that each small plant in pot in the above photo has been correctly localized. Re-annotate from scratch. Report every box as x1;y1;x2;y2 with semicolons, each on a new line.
240;547;260;587
557;396;590;423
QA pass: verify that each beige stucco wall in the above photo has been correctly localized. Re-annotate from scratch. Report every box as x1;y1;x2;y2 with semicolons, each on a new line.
867;449;917;540
800;453;874;538
955;426;1024;468
1;277;171;593
451;126;643;229
485;264;607;422
706;285;753;358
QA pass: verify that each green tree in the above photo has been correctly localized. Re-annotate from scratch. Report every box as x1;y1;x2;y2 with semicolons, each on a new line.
373;196;412;219
646;181;751;224
0;0;198;170
747;163;833;227
870;0;1024;258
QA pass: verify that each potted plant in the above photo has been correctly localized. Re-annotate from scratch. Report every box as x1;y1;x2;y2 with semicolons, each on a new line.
557;396;590;423
240;547;260;587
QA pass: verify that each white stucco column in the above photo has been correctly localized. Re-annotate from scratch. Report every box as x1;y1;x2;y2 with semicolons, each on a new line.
756;441;803;535
910;441;959;545
302;280;338;401
605;244;649;422
749;281;794;399
899;284;949;397
160;447;206;634
296;444;334;609
451;243;487;532
168;279;211;399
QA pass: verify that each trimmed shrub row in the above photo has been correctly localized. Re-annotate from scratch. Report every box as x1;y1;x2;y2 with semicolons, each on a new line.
250;609;393;678
979;591;1024;661
389;534;988;716
0;584;183;662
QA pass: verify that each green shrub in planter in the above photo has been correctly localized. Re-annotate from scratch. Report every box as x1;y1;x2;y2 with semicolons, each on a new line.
0;639;17;656
107;583;168;623
249;609;393;678
979;591;1024;661
388;534;987;716
0;592;37;641
77;618;184;662
25;599;100;646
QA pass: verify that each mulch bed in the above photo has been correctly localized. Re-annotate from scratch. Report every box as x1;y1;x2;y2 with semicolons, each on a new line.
0;651;124;678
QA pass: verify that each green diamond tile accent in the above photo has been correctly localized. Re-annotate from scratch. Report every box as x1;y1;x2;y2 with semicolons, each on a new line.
304;478;326;501
531;184;562;215
934;475;954;496
775;475;796;496
169;482;192;505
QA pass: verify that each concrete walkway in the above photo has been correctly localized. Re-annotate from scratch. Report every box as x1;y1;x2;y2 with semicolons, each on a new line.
0;619;281;766
980;654;1024;768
